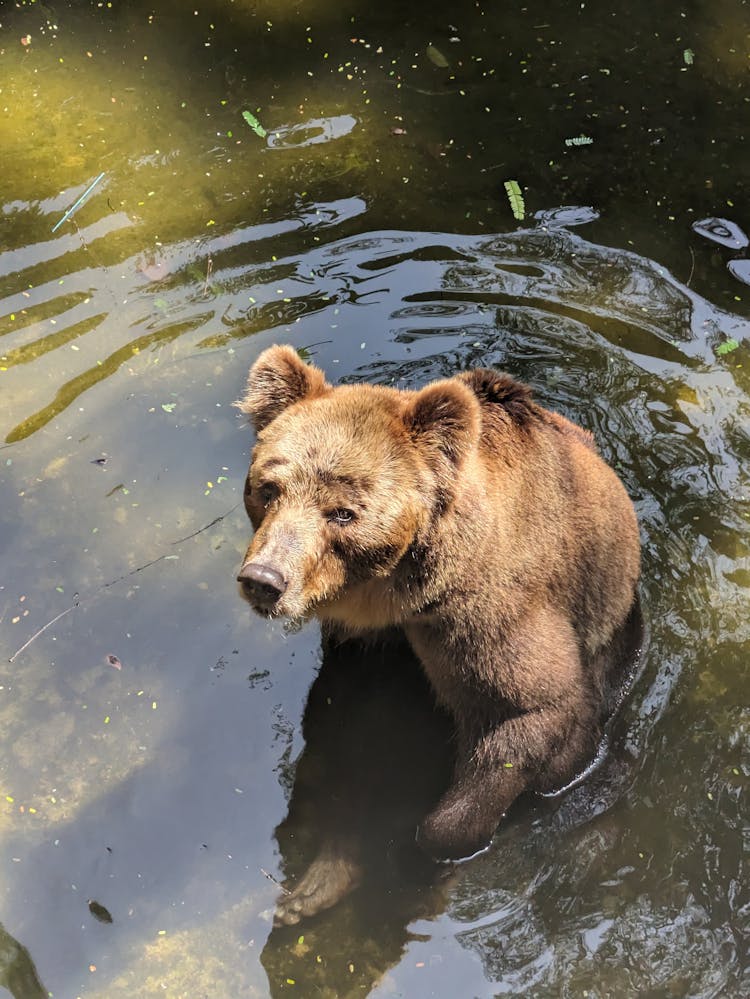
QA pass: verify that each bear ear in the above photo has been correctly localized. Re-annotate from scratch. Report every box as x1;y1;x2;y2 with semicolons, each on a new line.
404;378;481;470
235;345;328;431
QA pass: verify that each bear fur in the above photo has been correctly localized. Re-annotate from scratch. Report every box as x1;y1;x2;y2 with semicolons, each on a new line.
236;345;640;863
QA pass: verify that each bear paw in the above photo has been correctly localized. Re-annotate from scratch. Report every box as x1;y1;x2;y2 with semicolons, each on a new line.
273;851;362;926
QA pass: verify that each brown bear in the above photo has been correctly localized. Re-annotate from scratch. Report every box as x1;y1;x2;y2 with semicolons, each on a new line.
236;345;640;865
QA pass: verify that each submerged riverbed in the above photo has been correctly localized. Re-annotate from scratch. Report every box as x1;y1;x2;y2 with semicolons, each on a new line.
0;2;747;997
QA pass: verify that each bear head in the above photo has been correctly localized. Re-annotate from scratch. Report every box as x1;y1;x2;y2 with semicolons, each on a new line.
235;345;481;625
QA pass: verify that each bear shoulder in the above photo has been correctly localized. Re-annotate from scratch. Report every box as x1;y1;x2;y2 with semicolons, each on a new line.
458;368;597;452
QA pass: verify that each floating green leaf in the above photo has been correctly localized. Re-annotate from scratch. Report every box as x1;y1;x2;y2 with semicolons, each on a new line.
242;110;267;139
426;44;449;68
161;402;176;413
504;180;525;221
715;338;739;356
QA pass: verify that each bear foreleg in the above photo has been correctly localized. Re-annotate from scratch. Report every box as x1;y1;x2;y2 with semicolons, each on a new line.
415;701;593;861
413;608;599;861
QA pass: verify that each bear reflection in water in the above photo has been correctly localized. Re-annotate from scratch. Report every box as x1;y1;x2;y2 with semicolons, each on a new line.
266;629;454;926
236;345;641;922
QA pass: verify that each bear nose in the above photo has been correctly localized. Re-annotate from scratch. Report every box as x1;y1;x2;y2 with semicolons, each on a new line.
237;562;287;605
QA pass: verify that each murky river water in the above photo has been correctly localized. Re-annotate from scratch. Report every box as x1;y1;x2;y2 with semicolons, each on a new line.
0;2;748;997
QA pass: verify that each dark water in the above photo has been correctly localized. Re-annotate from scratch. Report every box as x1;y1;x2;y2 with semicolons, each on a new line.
0;2;748;997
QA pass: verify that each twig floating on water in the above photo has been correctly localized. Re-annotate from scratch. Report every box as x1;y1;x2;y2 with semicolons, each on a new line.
171;503;240;546
9;598;79;663
102;554;169;589
52;172;106;233
102;504;240;588
7;502;238;660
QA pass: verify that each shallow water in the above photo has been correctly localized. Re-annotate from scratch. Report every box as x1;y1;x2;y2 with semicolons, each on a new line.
0;2;748;997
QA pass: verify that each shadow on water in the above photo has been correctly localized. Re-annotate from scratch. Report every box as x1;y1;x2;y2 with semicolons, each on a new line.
0;923;47;999
260;632;455;996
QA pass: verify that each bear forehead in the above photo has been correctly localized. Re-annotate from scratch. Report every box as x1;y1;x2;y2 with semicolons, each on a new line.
252;391;413;485
259;390;406;454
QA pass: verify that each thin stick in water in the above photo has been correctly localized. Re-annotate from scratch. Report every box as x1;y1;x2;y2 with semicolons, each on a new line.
52;172;106;233
9;601;78;663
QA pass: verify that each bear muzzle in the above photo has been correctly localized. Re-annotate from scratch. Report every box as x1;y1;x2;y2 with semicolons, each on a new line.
237;561;288;613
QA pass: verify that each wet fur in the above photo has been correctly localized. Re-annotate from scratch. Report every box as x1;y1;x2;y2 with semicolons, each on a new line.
237;345;641;863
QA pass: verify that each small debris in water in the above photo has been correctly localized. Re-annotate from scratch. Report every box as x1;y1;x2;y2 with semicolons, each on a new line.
88;899;113;924
242;110;267;139
426;44;449;68
715;338;740;356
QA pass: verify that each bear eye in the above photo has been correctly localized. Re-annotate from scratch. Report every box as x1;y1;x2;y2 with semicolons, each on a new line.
258;482;279;508
327;508;356;526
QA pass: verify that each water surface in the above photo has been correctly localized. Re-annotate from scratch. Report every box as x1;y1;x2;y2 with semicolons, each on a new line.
0;2;747;997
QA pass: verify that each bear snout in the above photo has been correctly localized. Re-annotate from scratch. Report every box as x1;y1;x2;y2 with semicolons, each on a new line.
237;561;288;611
